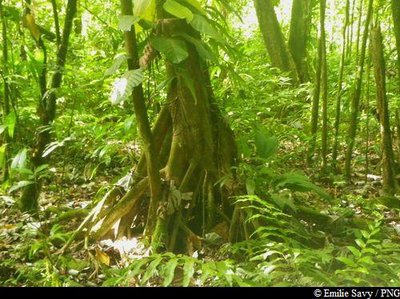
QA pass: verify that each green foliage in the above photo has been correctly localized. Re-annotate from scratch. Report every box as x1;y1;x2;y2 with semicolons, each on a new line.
163;0;194;22
103;253;242;286
150;37;189;64
110;69;144;105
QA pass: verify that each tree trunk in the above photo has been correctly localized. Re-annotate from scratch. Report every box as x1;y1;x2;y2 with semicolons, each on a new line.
88;1;238;252
344;0;373;179
288;0;311;83
320;0;328;172
370;24;397;195
119;0;162;237
391;0;400;164
307;0;325;165
20;0;77;212
254;0;298;83
0;0;10;182
332;0;350;169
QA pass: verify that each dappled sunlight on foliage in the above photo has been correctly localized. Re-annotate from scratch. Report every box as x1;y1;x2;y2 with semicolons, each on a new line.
2;0;400;288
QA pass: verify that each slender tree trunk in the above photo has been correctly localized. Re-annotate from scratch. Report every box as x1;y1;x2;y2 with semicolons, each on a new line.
20;0;77;212
332;0;350;169
307;0;325;164
355;0;364;60
288;0;311;83
344;0;373;179
364;58;371;182
391;0;400;164
320;0;328;171
50;0;61;47
0;0;10;182
346;0;356;59
254;0;298;83
370;24;396;195
119;0;162;237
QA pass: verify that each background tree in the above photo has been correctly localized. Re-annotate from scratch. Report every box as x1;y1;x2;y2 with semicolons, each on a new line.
20;0;77;212
370;23;396;194
254;0;298;83
344;0;373;179
288;0;312;83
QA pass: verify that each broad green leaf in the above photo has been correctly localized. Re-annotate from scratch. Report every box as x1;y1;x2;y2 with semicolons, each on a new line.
176;33;218;63
163;258;178;286
129;258;149;277
276;173;332;201
35;164;49;175
142;256;163;283
104;53;127;77
359;256;374;265
254;130;279;160
110;69;144;105
336;256;357;267
0;145;5;169
163;0;193;22
8;180;34;193
190;14;223;42
182;258;195;286
0;125;7;135
133;0;153;17
5;112;16;138
42;141;61;158
246;178;255;195
270;194;297;212
183;0;206;15
118;15;140;31
355;239;366;249
11;148;27;170
151;37;188;64
347;246;361;258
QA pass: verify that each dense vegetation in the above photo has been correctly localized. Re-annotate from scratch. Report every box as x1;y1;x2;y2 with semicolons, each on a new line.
2;0;400;287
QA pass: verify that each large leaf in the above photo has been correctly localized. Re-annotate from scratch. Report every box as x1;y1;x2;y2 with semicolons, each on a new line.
110;69;144;105
11;148;28;170
163;0;193;22
254;130;279;160
0;145;6;170
163;258;178;286
182;258;195;286
5;112;16;139
275;173;332;201
104;53;127;77
118;15;140;31
151;37;188;64
8;180;34;193
182;0;206;15
176;33;218;63
133;0;153;17
142;256;163;284
190;14;223;42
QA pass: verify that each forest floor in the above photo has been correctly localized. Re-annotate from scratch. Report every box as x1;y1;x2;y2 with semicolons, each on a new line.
2;136;400;286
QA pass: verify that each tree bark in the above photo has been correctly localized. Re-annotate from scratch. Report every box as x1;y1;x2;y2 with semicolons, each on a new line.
0;0;10;182
332;0;350;168
344;0;373;179
119;0;162;236
307;0;325;165
87;1;238;252
391;0;400;164
20;0;77;212
254;0;298;83
370;24;397;195
288;0;312;83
